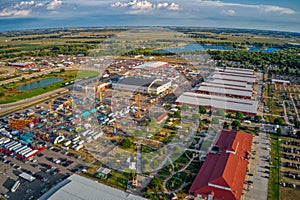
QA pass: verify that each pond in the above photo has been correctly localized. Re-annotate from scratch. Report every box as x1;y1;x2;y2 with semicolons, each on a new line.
17;78;64;91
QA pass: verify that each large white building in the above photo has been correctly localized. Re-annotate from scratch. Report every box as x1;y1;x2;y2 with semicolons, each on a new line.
39;174;146;200
112;76;171;95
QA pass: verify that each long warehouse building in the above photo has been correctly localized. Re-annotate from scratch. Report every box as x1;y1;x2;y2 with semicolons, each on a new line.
196;84;253;99
176;92;258;115
212;73;256;84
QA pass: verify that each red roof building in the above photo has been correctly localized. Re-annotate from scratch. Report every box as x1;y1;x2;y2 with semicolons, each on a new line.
189;130;253;200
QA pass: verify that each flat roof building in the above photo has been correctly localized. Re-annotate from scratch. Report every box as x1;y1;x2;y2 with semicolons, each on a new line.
189;130;253;200
112;76;171;95
176;92;258;115
132;61;169;71
39;174;146;200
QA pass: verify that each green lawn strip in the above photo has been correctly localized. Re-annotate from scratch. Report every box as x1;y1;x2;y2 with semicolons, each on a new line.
268;134;280;200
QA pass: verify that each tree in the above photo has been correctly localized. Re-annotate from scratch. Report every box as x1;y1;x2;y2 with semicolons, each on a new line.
296;131;300;138
274;117;283;125
60;68;65;73
216;109;225;117
254;126;260;133
211;117;219;124
294;121;300;128
120;138;132;149
181;104;189;111
236;112;244;120
231;120;241;130
199;106;207;114
277;127;282;135
223;121;229;129
192;114;200;122
254;115;262;122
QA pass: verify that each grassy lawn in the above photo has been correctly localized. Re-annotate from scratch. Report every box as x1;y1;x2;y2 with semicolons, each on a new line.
268;134;280;200
0;70;99;104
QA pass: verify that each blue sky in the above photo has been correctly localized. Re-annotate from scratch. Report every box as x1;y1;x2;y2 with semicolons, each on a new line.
0;0;299;32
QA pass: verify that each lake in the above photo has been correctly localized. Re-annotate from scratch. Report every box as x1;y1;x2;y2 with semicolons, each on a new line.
153;43;281;53
17;78;64;91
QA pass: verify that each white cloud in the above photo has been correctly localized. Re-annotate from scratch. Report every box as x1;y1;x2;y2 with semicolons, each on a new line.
111;0;153;9
111;1;181;13
221;9;235;16
157;3;168;9
167;2;181;11
260;5;295;15
195;0;295;15
47;0;62;10
0;1;36;17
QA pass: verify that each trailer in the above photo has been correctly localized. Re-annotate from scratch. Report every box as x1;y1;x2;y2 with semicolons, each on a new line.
74;144;83;151
18;148;30;156
64;141;71;146
72;136;80;143
81;130;90;136
9;143;21;151
20;148;32;157
77;140;84;145
19;172;35;182
15;146;27;154
0;137;10;144
11;180;20;192
13;145;25;152
4;141;18;149
24;150;38;158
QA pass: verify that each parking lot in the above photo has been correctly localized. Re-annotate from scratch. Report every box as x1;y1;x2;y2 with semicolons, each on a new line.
0;146;90;200
242;132;270;200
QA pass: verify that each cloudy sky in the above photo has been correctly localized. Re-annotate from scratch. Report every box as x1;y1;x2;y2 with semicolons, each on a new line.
0;0;299;32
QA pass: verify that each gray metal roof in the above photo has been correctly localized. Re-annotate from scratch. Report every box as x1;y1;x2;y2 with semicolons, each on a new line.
38;174;146;200
176;92;258;114
200;82;253;92
216;67;254;75
206;79;248;88
197;85;253;98
212;73;256;83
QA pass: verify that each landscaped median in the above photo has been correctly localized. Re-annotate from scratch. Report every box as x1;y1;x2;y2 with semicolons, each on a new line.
268;134;280;200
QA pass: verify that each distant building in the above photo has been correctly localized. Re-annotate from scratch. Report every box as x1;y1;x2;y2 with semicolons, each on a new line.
189;130;253;200
272;79;291;85
11;62;34;68
112;76;171;95
132;61;169;71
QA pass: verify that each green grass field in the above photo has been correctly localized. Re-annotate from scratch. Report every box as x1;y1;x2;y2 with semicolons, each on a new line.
268;134;280;200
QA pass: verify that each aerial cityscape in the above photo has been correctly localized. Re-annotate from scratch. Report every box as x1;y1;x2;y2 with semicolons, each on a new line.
0;1;300;200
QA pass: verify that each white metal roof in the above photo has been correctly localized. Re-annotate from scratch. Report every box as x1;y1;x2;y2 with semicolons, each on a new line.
38;174;146;200
216;67;254;75
200;82;253;92
197;85;253;98
19;172;36;182
176;92;258;114
132;61;168;71
213;73;256;83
